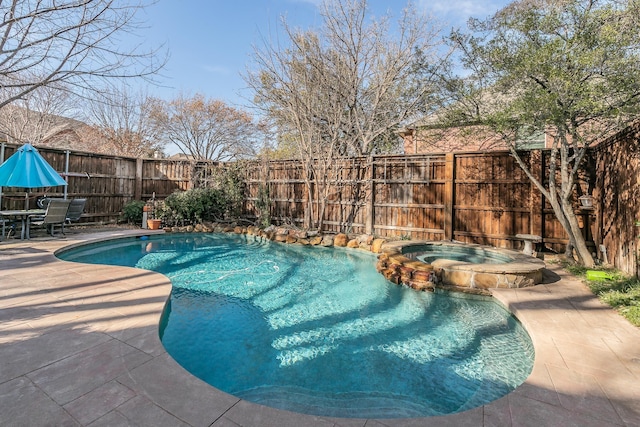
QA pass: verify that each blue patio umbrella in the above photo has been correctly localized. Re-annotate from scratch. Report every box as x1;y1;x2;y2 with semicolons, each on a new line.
0;143;67;209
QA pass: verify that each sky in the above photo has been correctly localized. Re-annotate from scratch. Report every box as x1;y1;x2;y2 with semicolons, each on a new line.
133;0;511;108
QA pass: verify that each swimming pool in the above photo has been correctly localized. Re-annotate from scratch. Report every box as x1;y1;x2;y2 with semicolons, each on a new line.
58;233;534;419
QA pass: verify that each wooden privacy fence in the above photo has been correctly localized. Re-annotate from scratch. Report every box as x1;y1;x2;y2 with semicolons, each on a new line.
0;142;604;265
244;151;594;254
0;144;194;223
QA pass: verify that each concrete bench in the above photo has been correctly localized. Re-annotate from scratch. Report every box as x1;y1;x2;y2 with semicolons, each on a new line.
515;234;542;256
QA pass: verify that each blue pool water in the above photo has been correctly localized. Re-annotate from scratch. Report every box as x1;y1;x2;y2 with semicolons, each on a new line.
59;234;534;419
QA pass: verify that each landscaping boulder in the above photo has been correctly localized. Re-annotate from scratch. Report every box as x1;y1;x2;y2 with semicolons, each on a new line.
347;239;359;248
371;238;386;253
321;235;334;246
334;233;349;247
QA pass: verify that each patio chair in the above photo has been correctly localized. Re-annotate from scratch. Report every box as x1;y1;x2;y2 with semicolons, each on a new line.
63;198;86;233
0;219;17;240
29;199;71;237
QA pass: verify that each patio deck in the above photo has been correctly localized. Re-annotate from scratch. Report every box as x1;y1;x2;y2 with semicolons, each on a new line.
1;230;639;426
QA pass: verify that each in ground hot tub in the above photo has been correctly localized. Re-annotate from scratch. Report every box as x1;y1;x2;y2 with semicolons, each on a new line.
377;241;545;294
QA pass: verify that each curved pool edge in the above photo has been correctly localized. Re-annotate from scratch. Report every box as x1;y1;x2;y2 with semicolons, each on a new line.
3;229;638;426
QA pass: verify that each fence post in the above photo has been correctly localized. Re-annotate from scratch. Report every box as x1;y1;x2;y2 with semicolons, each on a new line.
135;158;143;200
530;150;544;239
365;156;374;235
444;153;455;240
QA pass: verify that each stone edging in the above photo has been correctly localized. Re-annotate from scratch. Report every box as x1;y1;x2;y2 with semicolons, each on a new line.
377;240;546;295
165;223;389;252
163;223;545;295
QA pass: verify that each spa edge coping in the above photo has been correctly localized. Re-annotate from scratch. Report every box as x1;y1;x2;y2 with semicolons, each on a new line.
380;240;546;275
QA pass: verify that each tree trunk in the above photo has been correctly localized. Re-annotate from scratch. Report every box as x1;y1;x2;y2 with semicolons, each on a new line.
547;189;595;267
563;198;595;267
509;146;595;267
317;198;327;232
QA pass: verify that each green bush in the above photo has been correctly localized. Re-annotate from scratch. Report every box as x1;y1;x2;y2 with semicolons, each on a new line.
156;163;248;227
160;188;227;226
121;200;145;224
210;163;245;218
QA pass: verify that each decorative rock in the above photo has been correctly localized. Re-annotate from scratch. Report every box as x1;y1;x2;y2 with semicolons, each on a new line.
357;234;374;245
442;270;472;287
472;273;499;289
388;272;401;284
274;234;287;242
334;233;349;247
412;270;432;282
297;238;310;245
358;242;372;251
286;235;297;244
234;226;243;234
310;236;323;246
321;235;334;246
399;266;413;282
347;239;359;248
388;254;412;265
371;238;385;253
410;281;434;291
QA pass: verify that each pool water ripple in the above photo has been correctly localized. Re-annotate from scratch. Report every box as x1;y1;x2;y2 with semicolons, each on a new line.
58;233;534;418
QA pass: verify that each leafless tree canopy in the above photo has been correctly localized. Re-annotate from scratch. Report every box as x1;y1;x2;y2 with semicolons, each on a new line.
149;93;260;161
79;86;165;157
0;84;76;144
247;0;445;158
245;0;446;229
0;0;164;110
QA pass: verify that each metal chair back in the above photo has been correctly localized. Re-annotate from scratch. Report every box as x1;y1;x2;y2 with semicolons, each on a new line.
30;199;71;236
43;199;71;225
66;198;86;223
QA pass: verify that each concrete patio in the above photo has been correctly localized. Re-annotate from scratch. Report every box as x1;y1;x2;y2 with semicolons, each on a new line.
1;229;639;426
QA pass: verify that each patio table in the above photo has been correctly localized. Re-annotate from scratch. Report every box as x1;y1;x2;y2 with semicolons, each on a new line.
0;209;46;240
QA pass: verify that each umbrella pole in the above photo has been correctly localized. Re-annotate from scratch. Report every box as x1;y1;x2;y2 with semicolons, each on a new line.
25;192;29;210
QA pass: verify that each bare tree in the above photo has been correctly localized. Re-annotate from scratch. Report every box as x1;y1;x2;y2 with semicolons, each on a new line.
245;0;446;230
80;86;165;157
149;93;260;161
0;0;164;110
0;84;77;145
